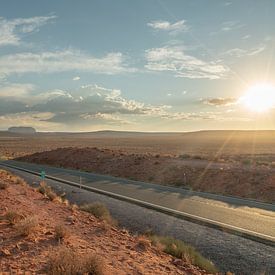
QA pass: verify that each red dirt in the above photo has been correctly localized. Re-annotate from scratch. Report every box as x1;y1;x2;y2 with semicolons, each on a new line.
0;169;211;274
18;147;275;203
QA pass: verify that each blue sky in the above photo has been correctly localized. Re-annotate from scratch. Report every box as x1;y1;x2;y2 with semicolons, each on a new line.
0;0;275;131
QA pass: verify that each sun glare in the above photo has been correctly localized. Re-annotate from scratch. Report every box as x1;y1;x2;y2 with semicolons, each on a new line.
241;83;275;113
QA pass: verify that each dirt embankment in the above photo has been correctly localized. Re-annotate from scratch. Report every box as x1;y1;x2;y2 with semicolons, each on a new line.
18;147;275;203
0;169;212;274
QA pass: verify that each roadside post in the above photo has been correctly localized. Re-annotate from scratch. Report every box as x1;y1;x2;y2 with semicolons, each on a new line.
40;170;46;182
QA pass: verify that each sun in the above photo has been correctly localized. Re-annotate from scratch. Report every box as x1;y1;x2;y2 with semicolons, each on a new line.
241;83;275;113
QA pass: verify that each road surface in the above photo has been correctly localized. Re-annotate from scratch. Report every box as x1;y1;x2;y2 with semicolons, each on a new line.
1;160;274;245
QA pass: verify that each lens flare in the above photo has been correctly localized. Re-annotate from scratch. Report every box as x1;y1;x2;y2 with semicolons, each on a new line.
241;83;275;112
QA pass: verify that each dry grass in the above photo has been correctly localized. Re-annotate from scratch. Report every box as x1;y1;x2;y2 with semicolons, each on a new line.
69;203;78;212
38;182;58;201
136;236;151;251
0;180;8;189
11;176;26;185
80;202;116;225
15;216;39;236
47;246;105;275
4;211;24;225
83;254;105;275
54;225;69;241
148;234;218;274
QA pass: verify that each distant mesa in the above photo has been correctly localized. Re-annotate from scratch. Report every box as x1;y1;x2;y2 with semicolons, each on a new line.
8;126;36;134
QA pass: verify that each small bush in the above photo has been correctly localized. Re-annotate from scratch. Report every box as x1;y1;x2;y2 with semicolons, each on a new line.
4;211;23;225
69;203;78;212
47;190;58;201
47;246;78;275
148;235;217;273
136;236;151;251
38;182;58;201
12;177;26;185
15;216;38;236
54;225;69;241
0;180;8;190
83;254;105;275
47;246;105;275
80;203;116;225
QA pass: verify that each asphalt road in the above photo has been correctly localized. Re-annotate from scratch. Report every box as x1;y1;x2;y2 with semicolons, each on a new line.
1;160;275;244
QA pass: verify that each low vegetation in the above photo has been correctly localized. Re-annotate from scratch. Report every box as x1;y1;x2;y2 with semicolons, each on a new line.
0;180;8;189
54;224;70;242
4;211;24;225
15;216;39;236
148;234;218;274
38;181;58;201
80;202;116;226
47;246;105;275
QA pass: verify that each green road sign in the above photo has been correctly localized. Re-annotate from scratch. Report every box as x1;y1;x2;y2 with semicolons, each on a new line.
41;170;46;179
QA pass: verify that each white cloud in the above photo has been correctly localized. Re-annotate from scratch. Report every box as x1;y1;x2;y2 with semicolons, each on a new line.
147;20;188;34
0;83;36;98
221;21;244;32
73;76;80;81
80;112;131;125
0;50;135;76
145;46;227;79
224;45;266;57
0;15;56;46
202;97;238;106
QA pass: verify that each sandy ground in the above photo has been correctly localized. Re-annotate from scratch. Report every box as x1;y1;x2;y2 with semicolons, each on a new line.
0;169;211;274
17;147;275;203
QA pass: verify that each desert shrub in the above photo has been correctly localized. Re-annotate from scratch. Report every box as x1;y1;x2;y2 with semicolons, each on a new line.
80;203;116;225
47;190;58;201
4;211;23;225
15;216;38;236
47;246;79;275
136;236;151;251
83;254;105;275
148;235;217;273
54;225;69;241
38;182;57;201
12;176;26;185
0;180;8;189
69;203;78;212
47;246;105;275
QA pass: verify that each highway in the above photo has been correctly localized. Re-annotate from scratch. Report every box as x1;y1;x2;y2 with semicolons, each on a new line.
1;160;275;246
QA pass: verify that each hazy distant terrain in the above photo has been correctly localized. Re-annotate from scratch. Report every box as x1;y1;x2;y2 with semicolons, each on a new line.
2;130;275;160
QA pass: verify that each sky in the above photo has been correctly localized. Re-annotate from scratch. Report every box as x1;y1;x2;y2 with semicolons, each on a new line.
0;0;275;132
